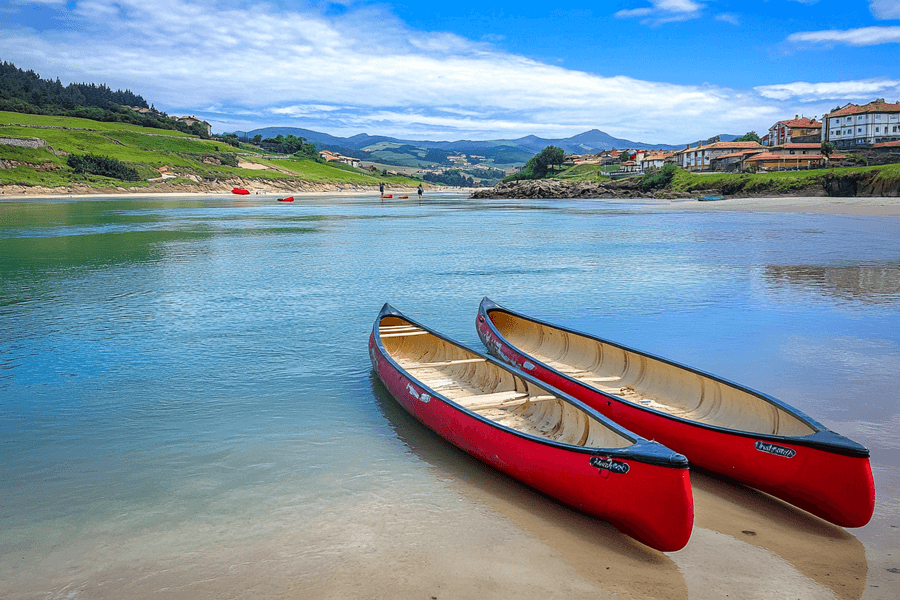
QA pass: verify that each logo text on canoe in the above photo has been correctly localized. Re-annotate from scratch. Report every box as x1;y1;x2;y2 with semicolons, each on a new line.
754;441;796;458
407;383;431;403
590;456;630;475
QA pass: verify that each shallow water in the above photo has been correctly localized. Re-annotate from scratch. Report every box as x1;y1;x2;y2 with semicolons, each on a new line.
2;193;898;599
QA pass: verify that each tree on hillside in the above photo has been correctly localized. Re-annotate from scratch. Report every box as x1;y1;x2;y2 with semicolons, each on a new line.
520;145;565;179
735;131;762;143
821;141;835;159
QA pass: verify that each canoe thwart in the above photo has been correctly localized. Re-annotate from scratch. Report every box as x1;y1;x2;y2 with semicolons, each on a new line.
405;358;487;368
379;330;430;338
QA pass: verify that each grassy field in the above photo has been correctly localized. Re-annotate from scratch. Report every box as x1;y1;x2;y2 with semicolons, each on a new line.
554;164;612;182
539;160;898;195
0;111;422;190
667;163;900;195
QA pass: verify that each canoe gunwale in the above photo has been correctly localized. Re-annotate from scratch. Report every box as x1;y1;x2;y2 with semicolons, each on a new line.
372;303;688;469
477;297;870;460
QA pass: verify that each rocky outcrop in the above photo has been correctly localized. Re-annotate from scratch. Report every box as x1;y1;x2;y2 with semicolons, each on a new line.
0;159;60;171
470;177;686;200
0;137;47;149
474;171;900;200
824;170;900;197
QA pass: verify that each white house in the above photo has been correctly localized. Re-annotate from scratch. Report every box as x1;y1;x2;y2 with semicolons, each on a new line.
673;141;764;171
765;117;821;146
822;99;900;148
639;152;673;170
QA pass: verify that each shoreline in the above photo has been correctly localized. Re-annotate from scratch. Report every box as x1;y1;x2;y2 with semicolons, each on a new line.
660;194;900;216
3;187;900;216
0;185;476;201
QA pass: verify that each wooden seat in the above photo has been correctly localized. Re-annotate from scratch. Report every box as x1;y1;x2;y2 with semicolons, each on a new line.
456;391;556;412
405;358;486;369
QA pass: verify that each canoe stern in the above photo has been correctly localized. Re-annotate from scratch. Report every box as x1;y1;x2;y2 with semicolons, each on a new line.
372;304;694;552
476;297;875;528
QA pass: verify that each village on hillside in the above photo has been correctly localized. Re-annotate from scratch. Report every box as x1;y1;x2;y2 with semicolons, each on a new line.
123;96;900;181
564;98;900;176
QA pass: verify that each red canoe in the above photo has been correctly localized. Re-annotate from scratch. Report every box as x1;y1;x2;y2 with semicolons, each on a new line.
232;188;250;195
370;303;693;552
277;196;294;202
382;194;393;199
476;297;875;528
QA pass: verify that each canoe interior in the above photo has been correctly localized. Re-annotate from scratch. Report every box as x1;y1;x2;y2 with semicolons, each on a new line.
379;316;632;449
487;311;816;437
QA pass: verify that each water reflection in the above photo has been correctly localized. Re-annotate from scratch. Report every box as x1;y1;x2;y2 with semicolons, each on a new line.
371;373;690;599
2;195;897;599
765;264;900;305
688;468;867;600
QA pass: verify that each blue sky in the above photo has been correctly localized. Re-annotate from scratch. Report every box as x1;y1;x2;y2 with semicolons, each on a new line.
1;0;898;143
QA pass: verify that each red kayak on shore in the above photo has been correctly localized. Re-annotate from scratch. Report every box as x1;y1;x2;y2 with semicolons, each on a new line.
232;188;250;195
476;297;875;528
277;196;294;202
370;303;694;552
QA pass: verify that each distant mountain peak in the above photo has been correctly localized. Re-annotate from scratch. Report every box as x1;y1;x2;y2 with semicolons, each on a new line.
229;126;688;167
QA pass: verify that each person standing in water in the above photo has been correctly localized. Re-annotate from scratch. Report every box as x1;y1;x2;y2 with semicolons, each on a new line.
379;182;385;197
417;183;423;202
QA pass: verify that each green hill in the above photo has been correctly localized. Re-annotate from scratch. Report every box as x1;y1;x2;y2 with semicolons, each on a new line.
0;111;420;193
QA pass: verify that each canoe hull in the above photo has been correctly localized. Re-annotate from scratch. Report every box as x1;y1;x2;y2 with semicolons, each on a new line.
476;299;875;528
370;306;693;552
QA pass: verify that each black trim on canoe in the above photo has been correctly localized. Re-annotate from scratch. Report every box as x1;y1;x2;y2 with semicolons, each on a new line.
373;302;689;469
478;297;870;460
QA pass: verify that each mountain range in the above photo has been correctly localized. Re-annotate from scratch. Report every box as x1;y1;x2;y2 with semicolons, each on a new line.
232;126;739;168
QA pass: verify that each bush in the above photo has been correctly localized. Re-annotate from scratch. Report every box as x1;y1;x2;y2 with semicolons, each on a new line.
218;153;238;167
424;170;475;187
67;153;141;181
639;162;677;192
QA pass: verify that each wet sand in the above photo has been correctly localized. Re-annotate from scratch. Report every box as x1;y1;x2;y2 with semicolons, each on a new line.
663;195;900;217
3;391;895;600
3;189;900;217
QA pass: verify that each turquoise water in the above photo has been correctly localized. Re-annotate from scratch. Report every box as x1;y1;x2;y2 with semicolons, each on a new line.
2;194;899;598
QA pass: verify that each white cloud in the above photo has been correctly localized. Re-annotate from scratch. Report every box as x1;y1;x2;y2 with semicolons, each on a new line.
755;79;900;102
870;0;900;19
0;0;831;141
615;0;704;25
787;25;900;45
715;13;740;25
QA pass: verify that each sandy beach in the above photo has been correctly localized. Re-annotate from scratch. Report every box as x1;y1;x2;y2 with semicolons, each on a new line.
3;187;900;216
1;191;897;600
662;195;900;217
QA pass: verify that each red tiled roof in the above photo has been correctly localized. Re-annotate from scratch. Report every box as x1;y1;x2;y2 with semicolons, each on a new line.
829;99;900;117
774;143;823;149
715;150;766;159
744;152;845;163
776;118;821;128
873;140;900;148
676;141;763;154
